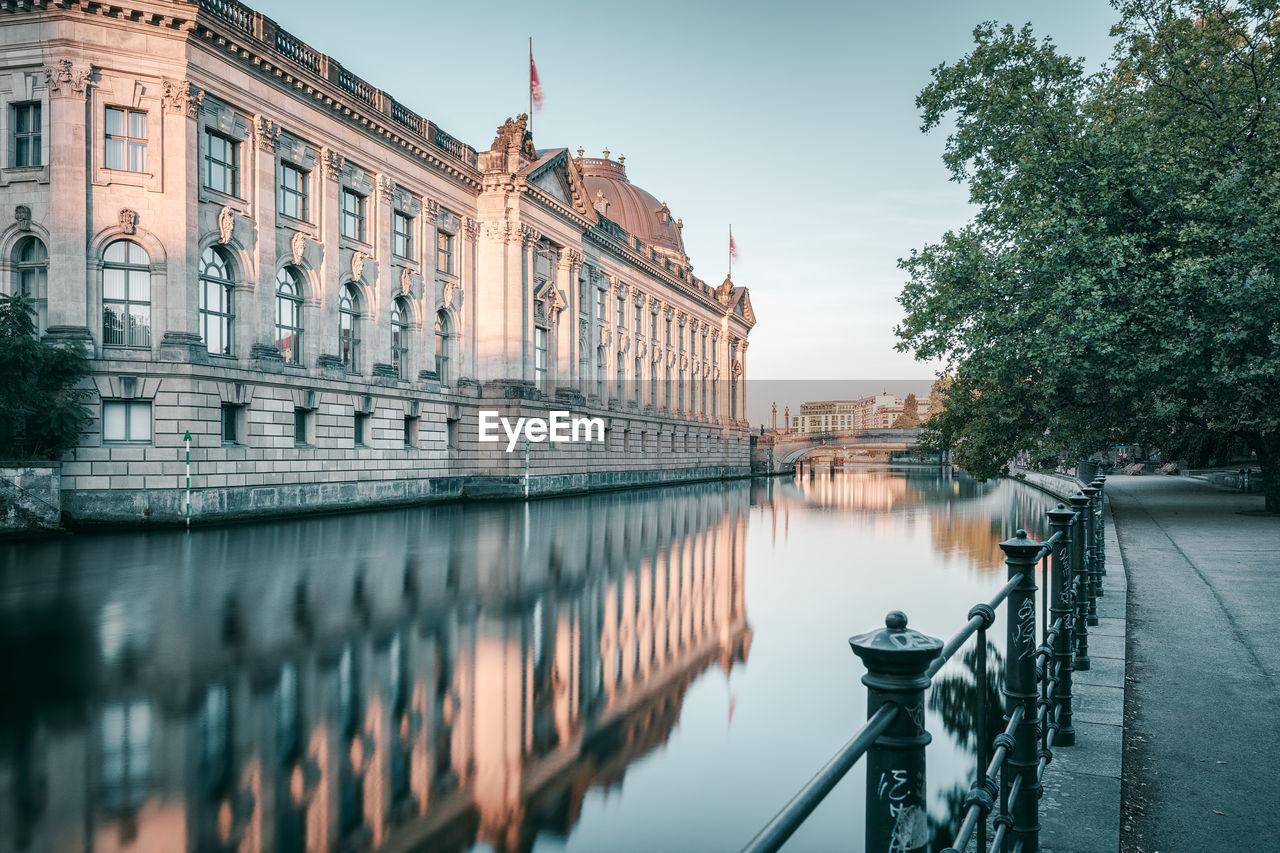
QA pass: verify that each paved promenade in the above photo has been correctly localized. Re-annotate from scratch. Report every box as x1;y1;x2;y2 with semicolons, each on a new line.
1105;476;1280;852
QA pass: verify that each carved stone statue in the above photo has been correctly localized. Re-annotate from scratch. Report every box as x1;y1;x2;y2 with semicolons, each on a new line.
290;231;306;265
218;206;235;244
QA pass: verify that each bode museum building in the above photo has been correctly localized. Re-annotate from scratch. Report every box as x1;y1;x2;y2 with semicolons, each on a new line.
0;0;757;523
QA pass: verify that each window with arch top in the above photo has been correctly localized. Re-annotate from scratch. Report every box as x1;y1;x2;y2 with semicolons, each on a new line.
391;298;409;379
12;235;47;334
102;240;151;347
339;284;360;372
199;246;234;356
275;267;303;364
434;310;451;384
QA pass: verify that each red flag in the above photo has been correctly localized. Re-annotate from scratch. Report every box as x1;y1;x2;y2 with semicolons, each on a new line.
530;53;544;112
730;230;738;261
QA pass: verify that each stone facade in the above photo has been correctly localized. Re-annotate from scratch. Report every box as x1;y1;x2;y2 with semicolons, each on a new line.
0;0;757;525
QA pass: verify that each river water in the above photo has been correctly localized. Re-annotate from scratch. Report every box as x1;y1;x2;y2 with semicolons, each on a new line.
0;466;1059;853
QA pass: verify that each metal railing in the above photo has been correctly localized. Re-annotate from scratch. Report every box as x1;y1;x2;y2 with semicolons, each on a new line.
743;474;1108;853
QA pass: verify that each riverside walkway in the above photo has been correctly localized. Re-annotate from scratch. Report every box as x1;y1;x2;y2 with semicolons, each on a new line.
1106;476;1280;851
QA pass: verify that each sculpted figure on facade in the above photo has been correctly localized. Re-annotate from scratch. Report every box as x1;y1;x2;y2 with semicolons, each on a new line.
290;231;307;265
442;280;456;310
14;205;30;231
118;208;137;235
350;250;365;282
400;266;412;297
218;205;235;244
376;174;395;201
491;114;538;160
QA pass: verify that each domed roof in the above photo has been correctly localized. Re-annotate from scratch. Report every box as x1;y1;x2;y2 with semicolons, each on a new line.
578;156;685;257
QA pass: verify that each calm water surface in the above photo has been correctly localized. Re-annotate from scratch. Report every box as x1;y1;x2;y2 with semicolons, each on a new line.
0;467;1058;853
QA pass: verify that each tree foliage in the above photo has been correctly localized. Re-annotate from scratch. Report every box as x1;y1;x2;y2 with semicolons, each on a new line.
0;294;91;460
892;393;922;428
898;0;1280;511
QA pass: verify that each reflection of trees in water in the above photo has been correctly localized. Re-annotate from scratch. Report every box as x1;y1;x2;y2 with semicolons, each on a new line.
927;639;1006;848
929;511;1004;573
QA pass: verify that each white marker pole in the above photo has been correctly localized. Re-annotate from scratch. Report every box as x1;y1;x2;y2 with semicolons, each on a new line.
184;429;192;527
523;438;530;499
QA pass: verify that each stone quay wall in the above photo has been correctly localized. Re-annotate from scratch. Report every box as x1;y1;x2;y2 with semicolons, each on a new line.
0;462;62;532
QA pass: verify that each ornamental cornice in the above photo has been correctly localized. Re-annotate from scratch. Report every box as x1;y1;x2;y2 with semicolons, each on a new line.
463;217;478;239
519;223;542;245
633;289;646;306
44;59;91;99
425;198;441;217
190;21;483;191
559;248;584;269
523;181;596;230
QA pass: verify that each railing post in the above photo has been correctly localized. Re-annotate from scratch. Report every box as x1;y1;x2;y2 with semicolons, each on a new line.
999;530;1042;853
1092;475;1107;583
1046;504;1076;747
850;611;942;853
1080;484;1101;625
1067;493;1091;671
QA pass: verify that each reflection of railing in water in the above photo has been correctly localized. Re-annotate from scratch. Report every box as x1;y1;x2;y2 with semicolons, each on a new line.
0;482;751;853
744;474;1110;853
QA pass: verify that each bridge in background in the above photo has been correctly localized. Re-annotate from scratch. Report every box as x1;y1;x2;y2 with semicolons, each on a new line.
761;427;926;469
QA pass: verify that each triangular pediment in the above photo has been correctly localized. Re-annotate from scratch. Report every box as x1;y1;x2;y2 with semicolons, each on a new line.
733;288;756;326
523;149;599;225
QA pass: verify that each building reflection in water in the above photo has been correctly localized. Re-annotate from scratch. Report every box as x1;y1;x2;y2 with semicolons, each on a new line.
0;483;751;853
764;465;1040;574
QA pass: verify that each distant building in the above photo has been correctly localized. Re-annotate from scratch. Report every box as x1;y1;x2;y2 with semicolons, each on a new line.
790;392;927;433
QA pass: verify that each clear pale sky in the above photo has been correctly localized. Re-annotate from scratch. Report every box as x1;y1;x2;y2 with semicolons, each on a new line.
248;0;1120;381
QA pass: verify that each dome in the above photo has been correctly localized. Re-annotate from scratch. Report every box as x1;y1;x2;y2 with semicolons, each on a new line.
578;156;685;257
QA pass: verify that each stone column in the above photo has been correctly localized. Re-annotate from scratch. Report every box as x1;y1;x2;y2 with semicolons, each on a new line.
461;216;479;382
519;225;539;386
158;79;205;363
371;173;395;373
553;248;580;397
43;58;93;349
316;147;344;373
471;217;511;383
249;115;280;362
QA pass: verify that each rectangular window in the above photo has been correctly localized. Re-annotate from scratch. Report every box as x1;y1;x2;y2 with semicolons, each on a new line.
221;404;238;443
595;288;605;323
280;163;309;221
204;130;239;196
105;107;147;172
436;230;454;274
616;295;625;330
11;102;41;168
403;415;417;448
534;327;548;389
633;306;641;337
650;312;657;340
353;412;368;446
102;400;151;443
340;188;366;241
393;211;413;258
293;407;308;445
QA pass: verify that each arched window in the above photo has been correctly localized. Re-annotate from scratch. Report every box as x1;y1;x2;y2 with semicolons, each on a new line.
198;246;234;356
596;346;605;400
275;267;303;364
339;285;360;372
102;240;151;347
434;311;451;385
390;298;409;379
12;236;47;334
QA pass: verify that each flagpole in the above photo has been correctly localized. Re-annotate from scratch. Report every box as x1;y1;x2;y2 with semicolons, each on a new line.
729;224;733;278
529;37;533;133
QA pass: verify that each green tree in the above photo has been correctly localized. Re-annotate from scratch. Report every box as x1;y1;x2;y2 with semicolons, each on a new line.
0;294;91;459
897;1;1280;512
892;393;922;428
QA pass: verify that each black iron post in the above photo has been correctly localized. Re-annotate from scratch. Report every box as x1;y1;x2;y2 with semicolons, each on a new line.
1067;493;1091;671
999;530;1043;853
1080;484;1100;625
850;611;942;853
1046;504;1076;747
1092;475;1107;582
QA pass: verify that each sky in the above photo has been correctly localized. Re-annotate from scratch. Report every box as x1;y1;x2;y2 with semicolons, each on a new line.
248;0;1120;389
